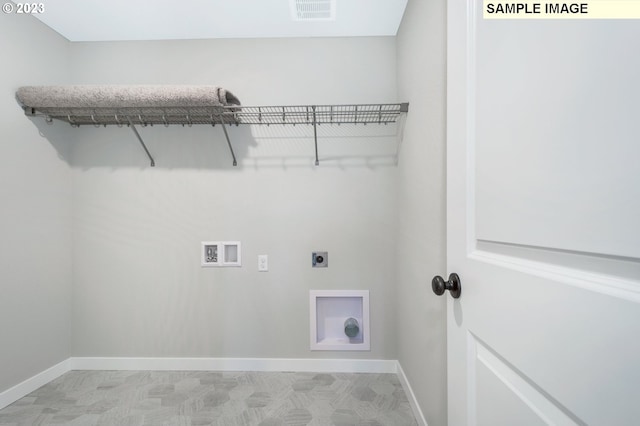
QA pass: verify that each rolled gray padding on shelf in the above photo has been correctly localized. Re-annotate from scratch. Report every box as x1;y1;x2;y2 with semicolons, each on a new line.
16;85;241;109
344;318;360;338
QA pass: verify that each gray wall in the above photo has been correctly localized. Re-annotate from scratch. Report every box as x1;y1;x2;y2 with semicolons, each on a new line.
67;38;400;360
0;13;73;391
396;0;448;424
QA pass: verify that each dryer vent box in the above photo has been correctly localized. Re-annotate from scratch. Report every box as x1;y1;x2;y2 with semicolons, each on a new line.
310;290;370;351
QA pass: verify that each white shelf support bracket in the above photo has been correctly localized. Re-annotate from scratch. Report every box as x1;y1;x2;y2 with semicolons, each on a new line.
127;118;155;167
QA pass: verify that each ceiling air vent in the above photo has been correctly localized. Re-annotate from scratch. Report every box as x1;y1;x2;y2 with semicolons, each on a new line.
290;0;336;21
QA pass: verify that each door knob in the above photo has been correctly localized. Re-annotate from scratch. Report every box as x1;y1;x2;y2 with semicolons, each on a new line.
432;273;462;299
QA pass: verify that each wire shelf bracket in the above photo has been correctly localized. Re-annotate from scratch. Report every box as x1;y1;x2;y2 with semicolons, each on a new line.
127;118;155;167
219;121;238;167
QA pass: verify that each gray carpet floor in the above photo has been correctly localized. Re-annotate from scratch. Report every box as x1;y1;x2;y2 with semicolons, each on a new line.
0;370;418;426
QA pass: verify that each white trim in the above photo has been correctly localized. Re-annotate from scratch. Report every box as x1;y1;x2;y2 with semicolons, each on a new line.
466;331;478;426
475;339;576;426
0;359;71;410
397;361;429;426
69;357;397;373
470;249;640;303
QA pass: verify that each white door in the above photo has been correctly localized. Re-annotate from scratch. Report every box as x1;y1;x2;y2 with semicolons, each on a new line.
446;1;640;425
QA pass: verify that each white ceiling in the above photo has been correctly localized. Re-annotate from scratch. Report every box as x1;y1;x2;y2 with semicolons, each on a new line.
28;0;408;42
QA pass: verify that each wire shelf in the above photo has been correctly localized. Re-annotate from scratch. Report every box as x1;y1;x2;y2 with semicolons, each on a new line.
23;103;409;167
233;104;408;126
25;103;408;127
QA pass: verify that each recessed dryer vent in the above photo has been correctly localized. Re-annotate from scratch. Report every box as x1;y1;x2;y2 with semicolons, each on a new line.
310;290;370;351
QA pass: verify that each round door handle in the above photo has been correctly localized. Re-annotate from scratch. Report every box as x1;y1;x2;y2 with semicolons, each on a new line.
432;273;462;299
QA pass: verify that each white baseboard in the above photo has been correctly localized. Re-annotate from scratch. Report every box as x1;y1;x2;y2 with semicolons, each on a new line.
70;357;398;374
397;361;429;426
0;359;71;410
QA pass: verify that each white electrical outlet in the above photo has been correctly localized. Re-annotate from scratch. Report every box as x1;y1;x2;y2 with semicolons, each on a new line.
258;255;268;272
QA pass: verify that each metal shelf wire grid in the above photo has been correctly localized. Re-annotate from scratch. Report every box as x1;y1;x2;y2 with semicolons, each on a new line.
25;103;408;127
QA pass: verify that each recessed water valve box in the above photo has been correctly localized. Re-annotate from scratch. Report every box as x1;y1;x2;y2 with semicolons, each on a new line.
203;244;218;264
312;251;328;267
201;241;241;267
310;290;370;351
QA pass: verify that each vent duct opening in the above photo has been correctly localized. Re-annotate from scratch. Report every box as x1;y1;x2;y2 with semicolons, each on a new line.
290;0;336;21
